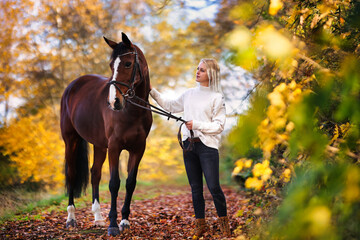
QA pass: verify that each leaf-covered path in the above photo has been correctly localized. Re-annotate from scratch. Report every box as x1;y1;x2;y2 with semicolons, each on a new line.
1;185;257;239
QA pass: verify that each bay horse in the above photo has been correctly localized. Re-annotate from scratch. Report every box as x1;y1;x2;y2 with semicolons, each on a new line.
60;33;152;236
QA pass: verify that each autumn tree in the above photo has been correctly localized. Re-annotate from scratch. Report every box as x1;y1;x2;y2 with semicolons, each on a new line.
0;0;34;126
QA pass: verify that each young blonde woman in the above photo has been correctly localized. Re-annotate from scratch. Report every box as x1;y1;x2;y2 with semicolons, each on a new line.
149;58;231;238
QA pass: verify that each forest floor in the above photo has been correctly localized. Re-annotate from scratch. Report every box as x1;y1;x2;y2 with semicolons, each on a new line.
0;184;273;239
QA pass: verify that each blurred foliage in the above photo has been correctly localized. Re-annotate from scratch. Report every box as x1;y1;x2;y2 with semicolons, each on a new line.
140;115;185;182
0;106;64;191
223;0;360;238
0;148;18;188
266;162;360;239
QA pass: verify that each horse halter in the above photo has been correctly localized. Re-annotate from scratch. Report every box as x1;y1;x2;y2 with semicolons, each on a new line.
108;48;143;100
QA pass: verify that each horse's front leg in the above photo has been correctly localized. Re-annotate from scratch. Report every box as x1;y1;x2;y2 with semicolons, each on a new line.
91;146;107;226
107;145;122;236
119;146;145;232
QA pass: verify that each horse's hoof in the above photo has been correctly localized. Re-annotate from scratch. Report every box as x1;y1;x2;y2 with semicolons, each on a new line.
108;227;120;236
119;219;130;232
94;219;106;227
66;219;77;228
119;224;130;232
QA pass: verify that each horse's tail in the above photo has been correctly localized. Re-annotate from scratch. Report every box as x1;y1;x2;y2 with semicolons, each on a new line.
65;137;89;198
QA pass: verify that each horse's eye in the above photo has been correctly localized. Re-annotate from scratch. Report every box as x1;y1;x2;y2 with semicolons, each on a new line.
125;62;132;68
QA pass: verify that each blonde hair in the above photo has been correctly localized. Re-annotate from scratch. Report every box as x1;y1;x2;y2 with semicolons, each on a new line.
200;58;222;93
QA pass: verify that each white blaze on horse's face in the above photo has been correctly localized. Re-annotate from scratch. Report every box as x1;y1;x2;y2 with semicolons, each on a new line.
108;56;121;109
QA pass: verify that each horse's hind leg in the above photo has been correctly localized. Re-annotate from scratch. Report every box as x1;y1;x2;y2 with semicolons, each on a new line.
65;144;77;228
61;106;89;228
64;133;89;228
91;146;107;226
64;141;77;228
120;146;145;232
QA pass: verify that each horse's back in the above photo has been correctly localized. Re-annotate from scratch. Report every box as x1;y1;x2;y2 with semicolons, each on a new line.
62;74;108;107
62;74;108;99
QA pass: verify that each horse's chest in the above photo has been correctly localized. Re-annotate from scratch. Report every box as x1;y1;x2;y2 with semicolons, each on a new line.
108;123;145;145
123;127;143;142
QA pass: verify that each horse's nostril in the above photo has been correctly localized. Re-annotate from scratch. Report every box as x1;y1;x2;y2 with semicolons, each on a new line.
114;98;121;110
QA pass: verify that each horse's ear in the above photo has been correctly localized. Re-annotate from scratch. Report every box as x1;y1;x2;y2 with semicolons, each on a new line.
103;36;118;49
122;32;133;47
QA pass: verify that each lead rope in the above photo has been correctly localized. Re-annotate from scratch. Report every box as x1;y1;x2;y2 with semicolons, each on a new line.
126;96;195;152
178;122;195;152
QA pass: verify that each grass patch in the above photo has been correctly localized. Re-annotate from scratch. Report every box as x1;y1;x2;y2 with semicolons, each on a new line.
22;194;66;213
0;187;67;224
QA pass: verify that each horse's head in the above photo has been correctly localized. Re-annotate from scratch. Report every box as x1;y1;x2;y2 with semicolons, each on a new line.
104;33;147;111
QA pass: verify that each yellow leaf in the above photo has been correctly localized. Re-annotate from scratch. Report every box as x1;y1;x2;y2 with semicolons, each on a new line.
232;166;243;176
307;206;331;236
245;177;263;190
256;25;293;60
244;159;253;168
269;0;283;15
268;91;285;108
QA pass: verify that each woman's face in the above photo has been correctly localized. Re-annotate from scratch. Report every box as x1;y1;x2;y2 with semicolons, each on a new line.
196;62;209;87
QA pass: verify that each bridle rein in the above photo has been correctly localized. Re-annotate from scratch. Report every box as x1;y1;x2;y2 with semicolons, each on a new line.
107;48;195;151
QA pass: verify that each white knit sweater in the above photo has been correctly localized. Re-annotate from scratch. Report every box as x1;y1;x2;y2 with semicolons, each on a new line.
150;85;226;149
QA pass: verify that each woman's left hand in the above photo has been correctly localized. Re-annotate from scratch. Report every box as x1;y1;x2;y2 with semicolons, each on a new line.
186;120;193;130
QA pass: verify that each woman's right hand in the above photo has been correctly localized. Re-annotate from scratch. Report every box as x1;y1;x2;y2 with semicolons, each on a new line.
149;82;152;90
185;120;193;130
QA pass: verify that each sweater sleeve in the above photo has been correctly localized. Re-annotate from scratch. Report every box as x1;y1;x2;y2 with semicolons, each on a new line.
192;95;226;135
149;88;185;114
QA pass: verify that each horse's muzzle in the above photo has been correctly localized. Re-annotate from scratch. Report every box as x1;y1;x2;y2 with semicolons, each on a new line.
114;97;123;110
108;96;125;111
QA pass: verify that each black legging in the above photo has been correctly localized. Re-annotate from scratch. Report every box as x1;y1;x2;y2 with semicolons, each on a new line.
183;140;227;219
